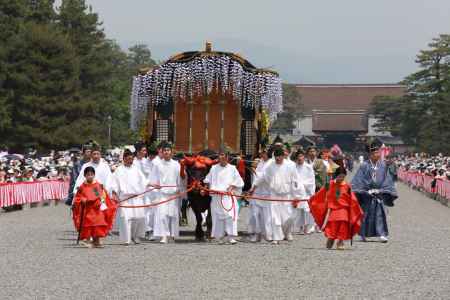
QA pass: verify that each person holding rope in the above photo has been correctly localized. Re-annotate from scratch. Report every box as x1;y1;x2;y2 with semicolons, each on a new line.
247;148;272;243
152;142;182;244
110;149;148;245
152;141;164;168
249;146;300;245
72;166;117;248
202;148;244;245
133;142;158;241
291;149;317;235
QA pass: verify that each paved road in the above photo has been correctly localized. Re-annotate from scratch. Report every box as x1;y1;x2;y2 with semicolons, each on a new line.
1;182;449;299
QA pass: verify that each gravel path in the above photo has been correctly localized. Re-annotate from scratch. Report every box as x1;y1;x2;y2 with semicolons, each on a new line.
1;182;449;299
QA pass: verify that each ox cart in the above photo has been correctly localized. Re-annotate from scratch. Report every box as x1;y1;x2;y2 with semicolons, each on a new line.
130;42;283;240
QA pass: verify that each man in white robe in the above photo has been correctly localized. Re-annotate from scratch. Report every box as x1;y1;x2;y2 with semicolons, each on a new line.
248;150;272;242
151;142;164;168
152;143;182;244
203;149;244;244
110;149;149;245
291;149;316;234
284;145;296;168
251;147;299;244
133;142;157;239
74;144;112;194
133;142;153;178
72;144;113;243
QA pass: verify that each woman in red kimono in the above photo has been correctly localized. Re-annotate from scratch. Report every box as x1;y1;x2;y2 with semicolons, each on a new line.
72;166;116;248
309;167;363;250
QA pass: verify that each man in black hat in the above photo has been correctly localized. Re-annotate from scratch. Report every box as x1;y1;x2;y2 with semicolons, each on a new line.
351;140;398;243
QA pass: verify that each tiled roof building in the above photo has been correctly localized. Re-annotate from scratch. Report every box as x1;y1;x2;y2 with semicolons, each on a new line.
291;84;406;151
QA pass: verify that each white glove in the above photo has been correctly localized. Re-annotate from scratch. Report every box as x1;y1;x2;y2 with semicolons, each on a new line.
368;189;380;195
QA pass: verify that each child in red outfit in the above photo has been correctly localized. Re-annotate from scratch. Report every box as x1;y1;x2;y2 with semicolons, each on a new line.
72;166;116;248
309;167;363;250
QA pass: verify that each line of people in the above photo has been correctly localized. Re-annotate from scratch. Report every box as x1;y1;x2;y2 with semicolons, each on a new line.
70;139;397;250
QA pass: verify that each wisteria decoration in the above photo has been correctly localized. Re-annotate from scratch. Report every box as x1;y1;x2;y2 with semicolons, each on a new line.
130;54;283;130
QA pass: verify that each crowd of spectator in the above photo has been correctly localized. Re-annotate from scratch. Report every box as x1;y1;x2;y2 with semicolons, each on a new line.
0;147;124;184
394;153;450;181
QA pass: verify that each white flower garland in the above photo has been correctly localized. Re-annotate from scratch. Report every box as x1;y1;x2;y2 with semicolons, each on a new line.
130;54;283;130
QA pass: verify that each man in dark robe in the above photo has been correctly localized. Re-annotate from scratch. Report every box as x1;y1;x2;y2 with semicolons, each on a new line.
66;142;92;206
351;141;397;243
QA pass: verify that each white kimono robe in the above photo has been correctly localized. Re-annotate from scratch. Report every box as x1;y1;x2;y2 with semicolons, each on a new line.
248;159;272;237
133;157;153;178
292;162;316;231
204;163;244;238
152;158;181;238
134;157;157;232
73;159;112;195
254;159;299;241
109;164;148;243
152;155;163;168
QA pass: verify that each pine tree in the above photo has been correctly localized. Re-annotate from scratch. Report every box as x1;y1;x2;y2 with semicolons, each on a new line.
270;84;303;134
57;0;131;146
371;34;450;153
406;34;450;153
6;23;81;150
26;0;55;23
1;1;159;149
128;44;157;73
0;1;28;139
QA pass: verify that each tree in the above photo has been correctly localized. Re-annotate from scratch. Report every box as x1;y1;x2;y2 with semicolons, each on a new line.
0;1;158;150
128;44;157;73
58;0;126;146
405;34;450;153
270;83;303;134
27;0;56;24
370;95;422;145
6;23;81;150
270;112;296;134
371;34;450;153
0;1;28;137
370;95;402;135
281;83;303;119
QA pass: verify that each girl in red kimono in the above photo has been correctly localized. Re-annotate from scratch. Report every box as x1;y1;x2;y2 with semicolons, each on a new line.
72;167;116;248
309;167;363;250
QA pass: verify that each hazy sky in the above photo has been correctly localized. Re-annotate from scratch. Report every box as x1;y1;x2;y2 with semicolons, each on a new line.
82;0;450;83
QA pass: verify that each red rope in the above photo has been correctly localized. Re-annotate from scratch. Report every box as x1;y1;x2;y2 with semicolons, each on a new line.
117;187;156;203
118;187;194;208
115;184;310;210
116;184;181;204
205;188;309;203
218;192;237;220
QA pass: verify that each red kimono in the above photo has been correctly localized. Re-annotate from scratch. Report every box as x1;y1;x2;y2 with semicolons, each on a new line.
309;181;363;241
72;181;117;240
